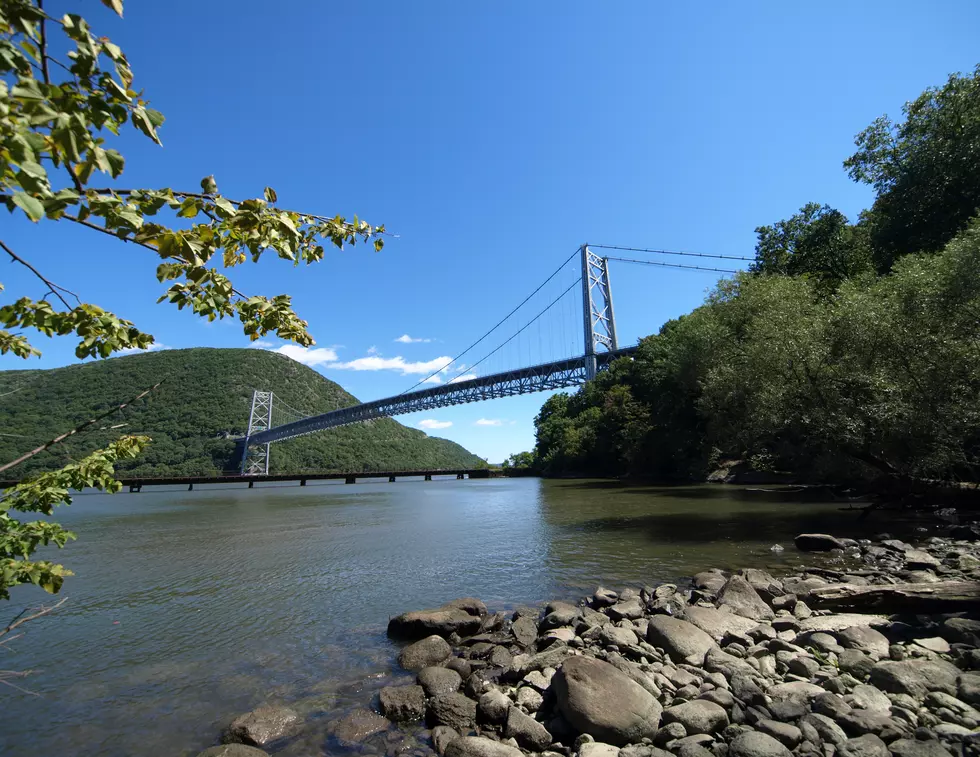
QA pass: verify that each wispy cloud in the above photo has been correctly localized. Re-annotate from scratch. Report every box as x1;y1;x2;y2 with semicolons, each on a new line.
328;355;453;376
395;334;433;344
367;346;379;355
449;373;477;384
271;344;340;366
418;419;452;430
475;418;503;426
116;342;169;356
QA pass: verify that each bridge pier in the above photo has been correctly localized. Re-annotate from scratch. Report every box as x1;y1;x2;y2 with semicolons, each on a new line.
345;475;356;485
300;479;307;487
248;480;254;488
424;474;432;481
389;475;396;483
129;483;142;493
188;483;193;491
457;473;465;479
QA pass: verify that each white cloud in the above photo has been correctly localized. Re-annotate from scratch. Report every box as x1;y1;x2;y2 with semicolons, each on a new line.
449;373;477;384
475;418;503;426
116;342;169;356
251;340;275;349
272;344;340;366
418;419;452;430
395;334;433;344
328;355;453;376
367;345;379;355
423;375;443;385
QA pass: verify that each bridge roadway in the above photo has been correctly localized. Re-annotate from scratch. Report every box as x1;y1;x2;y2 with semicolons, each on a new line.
248;347;638;446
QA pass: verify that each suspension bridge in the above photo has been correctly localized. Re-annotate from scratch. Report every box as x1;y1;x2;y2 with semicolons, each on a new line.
237;243;748;475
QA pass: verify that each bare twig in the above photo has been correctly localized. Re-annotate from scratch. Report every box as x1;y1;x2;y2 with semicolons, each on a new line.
0;240;80;309
37;0;50;85
0;670;40;696
1;597;67;642
0;382;161;474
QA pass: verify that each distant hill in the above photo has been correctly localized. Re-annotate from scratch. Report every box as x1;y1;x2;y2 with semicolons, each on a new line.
0;348;485;477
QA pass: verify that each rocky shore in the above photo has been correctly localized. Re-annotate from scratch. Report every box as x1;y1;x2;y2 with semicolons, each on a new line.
200;531;980;757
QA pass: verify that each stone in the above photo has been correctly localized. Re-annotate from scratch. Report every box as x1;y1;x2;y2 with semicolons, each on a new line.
801;713;849;745
957;672;980;706
389;600;488;640
812;692;851;719
524;669;554;691
717;576;774;621
608;598;645;621
432;726;460;756
447;657;473;679
837;709;909;739
755;720;802;748
594;587;619;607
553;656;662;746
580;744;621;757
941;618;980;647
222;706;300;748
445;736;524;757
869;660;961;699
837;626;890;659
599;625;639;648
703;647;757;679
912;638;951;654
478;689;511;724
839;649;875;680
887;739;955;757
399;635;453;671
849;684;891;712
738;569;784;601
683;606;758;641
837;734;889;757
647;616;716;666
728;730;792;757
694;571;727;594
516;686;544;712
788;656;820;678
380;685;427;722
198;747;270;757
699;689;735;709
799;614;889;634
428;693;478;731
542;603;582;630
768;681;826;700
662;700;729;734
419;667;463;697
903;551;941;570
505;706;552;750
512;616;538;648
516;642;572;674
795;534;846;552
334;708;390;743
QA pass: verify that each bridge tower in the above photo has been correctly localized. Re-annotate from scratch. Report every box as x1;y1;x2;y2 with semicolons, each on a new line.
580;244;618;380
240;390;274;475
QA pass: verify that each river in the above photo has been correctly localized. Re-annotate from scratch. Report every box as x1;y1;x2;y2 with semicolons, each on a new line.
0;477;920;757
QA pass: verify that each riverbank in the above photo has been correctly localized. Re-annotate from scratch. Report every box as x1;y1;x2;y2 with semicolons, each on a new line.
204;529;980;757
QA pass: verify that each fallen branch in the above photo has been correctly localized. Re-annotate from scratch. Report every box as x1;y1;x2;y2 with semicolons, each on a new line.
808;580;980;613
1;596;68;642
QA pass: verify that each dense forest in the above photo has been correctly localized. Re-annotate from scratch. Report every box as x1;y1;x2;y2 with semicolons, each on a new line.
533;65;980;485
0;348;486;477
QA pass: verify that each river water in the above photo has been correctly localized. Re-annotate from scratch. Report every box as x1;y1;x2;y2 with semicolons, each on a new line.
1;477;920;757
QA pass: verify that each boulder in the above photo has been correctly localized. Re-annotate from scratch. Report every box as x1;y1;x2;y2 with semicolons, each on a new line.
419;666;463;697
515;642;572;674
388;599;488;640
505;706;553;750
445;736;525;757
553;656;662;746
887;739;954;757
799;614;888;633
795;533;845;552
958;672;980;706
717;575;774;620
738;569;784;601
432;725;460;756
682;606;757;641
222;706;300;748
647;616;716;666
478;689;511;724
598;625;639;648
398;635;452;671
903;550;940;570
693;571;727;594
755;720;802;748
849;684;891;713
869;660;961;699
580;743;621;757
380;685;427;722
593;587;619;607
334;708;390;743
729;731;792;757
516;686;544;712
428;692;478;731
837;626;890;659
608;599;644;621
836;709;909;739
837;734;889;757
512;616;538;648
662;700;729;734
198;747;270;757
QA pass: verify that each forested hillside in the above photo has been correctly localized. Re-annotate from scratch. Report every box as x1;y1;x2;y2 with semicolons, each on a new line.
533;66;980;485
0;348;485;476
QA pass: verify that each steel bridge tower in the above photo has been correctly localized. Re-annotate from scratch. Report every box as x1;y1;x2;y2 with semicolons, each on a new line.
581;244;618;379
240;390;273;475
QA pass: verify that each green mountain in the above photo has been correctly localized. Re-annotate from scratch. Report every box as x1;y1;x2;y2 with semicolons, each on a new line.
0;348;485;477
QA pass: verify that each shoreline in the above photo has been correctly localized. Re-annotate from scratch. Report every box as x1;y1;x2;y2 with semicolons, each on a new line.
197;530;980;757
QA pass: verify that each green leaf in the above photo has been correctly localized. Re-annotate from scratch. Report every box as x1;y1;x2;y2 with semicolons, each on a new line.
177;197;200;219
12;192;45;222
100;0;124;17
214;197;236;216
104;149;125;177
264;187;278;203
11;77;44;101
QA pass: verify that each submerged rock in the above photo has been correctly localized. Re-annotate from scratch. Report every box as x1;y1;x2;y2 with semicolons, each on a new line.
794;533;845;552
198;747;270;757
445;736;524;757
334;708;390;744
388;599;488;640
380;685;427;722
222;706;300;748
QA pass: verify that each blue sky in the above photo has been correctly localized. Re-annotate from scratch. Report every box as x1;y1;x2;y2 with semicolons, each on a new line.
2;1;978;463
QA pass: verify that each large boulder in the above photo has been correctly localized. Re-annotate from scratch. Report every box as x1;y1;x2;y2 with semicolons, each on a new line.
868;660;961;699
598;625;639;648
398;635;452;671
552;656;662;746
419;666;463;696
198;747;270;757
729;731;792;757
794;533;845;552
477;689;511;724
683;605;757;641
380;685;427;722
504;706;552;750
662;700;729;734
428;692;478;731
717;575;774;621
445;736;524;757
647;616;716;666
334;708;390;744
222;706;300;748
388;599;488;640
837;626;890;659
738;569;784;602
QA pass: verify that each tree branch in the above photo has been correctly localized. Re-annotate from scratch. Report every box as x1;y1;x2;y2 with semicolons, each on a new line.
0;239;79;309
1;596;67;642
37;0;50;85
0;382;161;474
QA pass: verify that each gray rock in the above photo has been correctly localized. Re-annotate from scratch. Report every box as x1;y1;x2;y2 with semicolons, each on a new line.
399;635;453;671
887;738;954;757
334;708;390;743
445;736;524;757
389;599;488;640
428;693;478;731
837;708;909;739
800;713;848;745
608;599;645;621
447;657;473;679
717;576;774;621
198;747;270;757
380;685;427;722
839;649;875;680
941;618;980;647
869;660;961;699
553;656;662;746
699;689;735;709
795;534;846;552
662;700;729;734
419;667;463;697
799;614;889;633
729;730;792;757
599;625;639;648
903;551;940;570
849;684;891;712
580;743;621;757
683;606;758;641
512;615;538;648
768;681;826;700
703;647;757;679
647;616;716;666
755;720;802;748
837;734;889;757
738;569;784;601
505;706;552;750
957;672;980;706
222;706;300;748
516;686;544;712
432;726;460;756
478;689;511;724
524;669;554;691
837;626;890;659
693;571;727;594
912;637;950;654
812;692;851;719
594;587;619;607
542;603;582;630
788;656;820;678
516;642;572;674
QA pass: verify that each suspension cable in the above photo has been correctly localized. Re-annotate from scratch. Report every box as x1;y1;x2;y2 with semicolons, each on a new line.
590;243;752;262
604;256;740;274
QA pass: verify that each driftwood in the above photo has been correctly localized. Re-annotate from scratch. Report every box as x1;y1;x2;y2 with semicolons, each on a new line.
807;581;980;614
